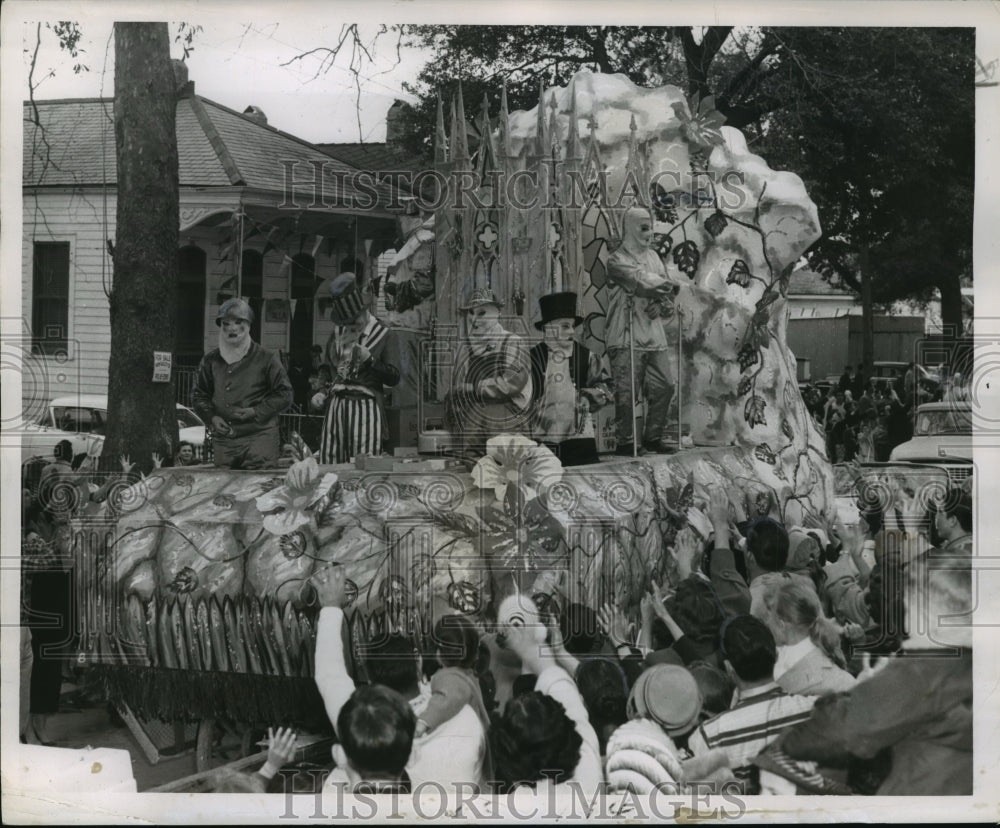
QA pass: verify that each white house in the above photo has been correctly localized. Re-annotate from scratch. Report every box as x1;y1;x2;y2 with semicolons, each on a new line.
22;78;405;415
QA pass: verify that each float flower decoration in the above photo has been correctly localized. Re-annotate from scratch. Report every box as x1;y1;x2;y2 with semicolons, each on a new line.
671;93;727;153
244;456;339;536
470;435;567;571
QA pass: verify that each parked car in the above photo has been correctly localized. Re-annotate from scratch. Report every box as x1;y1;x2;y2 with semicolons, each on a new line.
21;394;207;463
868;361;939;398
888;401;972;486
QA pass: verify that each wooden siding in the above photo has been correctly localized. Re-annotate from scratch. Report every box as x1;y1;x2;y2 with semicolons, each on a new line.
22;191;365;414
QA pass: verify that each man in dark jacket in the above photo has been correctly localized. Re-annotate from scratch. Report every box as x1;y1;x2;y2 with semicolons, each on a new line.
192;298;293;469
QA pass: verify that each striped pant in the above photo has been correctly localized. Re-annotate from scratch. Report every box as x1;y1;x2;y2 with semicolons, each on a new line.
320;393;382;464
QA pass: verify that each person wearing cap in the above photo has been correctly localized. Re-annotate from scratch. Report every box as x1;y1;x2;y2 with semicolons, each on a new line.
603;663;706;792
606;206;684;456
315;273;400;464
446;287;532;457
528;291;613;466
192;298;293;469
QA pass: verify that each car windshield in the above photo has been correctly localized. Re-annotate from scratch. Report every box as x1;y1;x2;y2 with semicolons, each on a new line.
51;406;105;434
915;409;971;436
177;406;204;429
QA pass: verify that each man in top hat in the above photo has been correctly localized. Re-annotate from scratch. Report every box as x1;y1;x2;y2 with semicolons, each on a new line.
314;272;400;464
606;206;684;456
528;291;613;466
192;297;294;469
446;287;532;457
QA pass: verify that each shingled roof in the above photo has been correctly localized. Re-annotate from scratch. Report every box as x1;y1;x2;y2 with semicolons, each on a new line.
23;90;400;211
316;142;426;178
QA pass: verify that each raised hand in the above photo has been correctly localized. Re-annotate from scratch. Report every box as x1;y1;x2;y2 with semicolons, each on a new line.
266;726;297;769
311;564;346;609
597;601;632;648
708;486;729;524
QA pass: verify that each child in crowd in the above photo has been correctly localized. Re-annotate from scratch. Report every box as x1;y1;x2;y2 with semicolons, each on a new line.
415;615;491;738
313;565;416;792
209;726;298;793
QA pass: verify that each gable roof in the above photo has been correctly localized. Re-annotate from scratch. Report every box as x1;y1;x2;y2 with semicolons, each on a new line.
23;90;401;210
787;268;853;296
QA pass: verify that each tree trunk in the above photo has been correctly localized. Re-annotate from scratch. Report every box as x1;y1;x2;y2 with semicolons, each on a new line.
860;245;874;384
937;275;965;337
103;23;180;472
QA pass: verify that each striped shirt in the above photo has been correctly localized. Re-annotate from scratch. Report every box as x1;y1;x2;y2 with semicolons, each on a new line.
687;682;816;788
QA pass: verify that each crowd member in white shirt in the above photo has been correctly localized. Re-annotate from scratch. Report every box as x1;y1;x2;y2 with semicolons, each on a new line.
363;632;489;794
489;617;604;801
312;566;415;794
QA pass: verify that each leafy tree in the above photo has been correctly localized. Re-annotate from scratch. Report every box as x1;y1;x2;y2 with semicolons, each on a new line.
754;27;974;339
386;25;972;338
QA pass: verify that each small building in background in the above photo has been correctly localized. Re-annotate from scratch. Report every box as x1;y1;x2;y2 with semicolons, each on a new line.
786;267;938;382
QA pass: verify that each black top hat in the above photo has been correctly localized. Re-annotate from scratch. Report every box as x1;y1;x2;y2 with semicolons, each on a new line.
535;291;584;331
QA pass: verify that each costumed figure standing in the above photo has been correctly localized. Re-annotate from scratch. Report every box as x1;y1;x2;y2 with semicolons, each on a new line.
446;287;532;458
315;273;400;464
605;207;684;456
192;298;294;469
529;291;613;466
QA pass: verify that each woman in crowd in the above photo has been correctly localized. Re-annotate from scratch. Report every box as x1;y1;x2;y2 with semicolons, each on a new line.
752;575;857;696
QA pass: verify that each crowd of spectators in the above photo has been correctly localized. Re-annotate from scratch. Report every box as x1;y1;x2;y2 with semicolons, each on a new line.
300;475;973;799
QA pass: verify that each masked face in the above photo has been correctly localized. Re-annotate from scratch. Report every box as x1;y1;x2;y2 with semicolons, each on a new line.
467;304;500;337
623;209;654;251
543;319;576;347
221;317;250;345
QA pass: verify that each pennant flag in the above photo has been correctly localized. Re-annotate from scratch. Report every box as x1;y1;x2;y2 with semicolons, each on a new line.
289;299;297;318
243;220;263;242
311;235;324;258
217;239;236;264
261;226;278;256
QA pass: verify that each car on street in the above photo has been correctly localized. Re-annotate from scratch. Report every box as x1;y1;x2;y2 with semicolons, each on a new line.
20;394;207;463
869;361;940;398
888;401;972;486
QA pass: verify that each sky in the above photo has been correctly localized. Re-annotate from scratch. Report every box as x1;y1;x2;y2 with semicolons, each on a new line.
22;19;429;144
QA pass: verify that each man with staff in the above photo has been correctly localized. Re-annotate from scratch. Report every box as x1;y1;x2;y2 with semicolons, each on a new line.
605;206;684;456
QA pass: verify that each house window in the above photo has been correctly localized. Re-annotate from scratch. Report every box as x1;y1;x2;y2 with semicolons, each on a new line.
32;242;70;356
176;245;206;369
241;249;263;343
289;254;316;365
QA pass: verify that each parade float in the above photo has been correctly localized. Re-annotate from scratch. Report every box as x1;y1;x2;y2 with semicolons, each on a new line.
76;70;838;768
